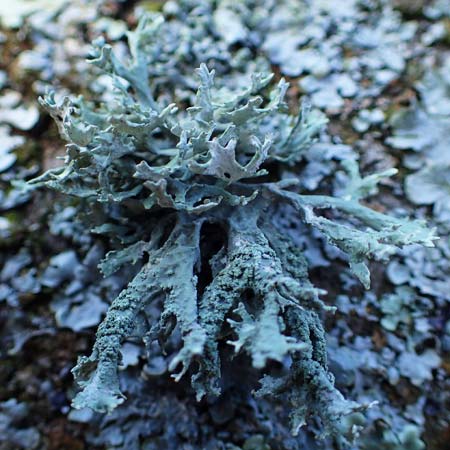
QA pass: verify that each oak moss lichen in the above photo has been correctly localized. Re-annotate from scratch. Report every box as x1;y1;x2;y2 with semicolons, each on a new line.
28;11;436;443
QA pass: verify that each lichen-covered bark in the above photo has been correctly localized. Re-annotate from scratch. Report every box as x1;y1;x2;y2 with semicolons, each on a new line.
29;11;436;441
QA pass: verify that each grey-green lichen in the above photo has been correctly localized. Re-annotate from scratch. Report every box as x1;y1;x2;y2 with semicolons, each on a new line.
28;10;436;443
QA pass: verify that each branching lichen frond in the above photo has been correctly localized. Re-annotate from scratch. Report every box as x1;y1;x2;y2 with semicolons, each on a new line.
30;12;436;441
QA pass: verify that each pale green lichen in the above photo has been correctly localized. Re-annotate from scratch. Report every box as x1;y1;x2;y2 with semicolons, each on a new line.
29;12;436;442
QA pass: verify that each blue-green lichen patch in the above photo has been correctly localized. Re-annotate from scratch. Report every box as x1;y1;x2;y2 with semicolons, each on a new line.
2;1;448;449
27;10;436;443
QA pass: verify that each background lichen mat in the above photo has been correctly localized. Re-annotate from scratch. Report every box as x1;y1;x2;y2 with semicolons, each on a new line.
0;1;449;449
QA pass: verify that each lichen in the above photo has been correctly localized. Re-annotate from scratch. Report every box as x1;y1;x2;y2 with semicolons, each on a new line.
28;9;436;443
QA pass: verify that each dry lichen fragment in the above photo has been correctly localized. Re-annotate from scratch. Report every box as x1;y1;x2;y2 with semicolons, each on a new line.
29;11;436;442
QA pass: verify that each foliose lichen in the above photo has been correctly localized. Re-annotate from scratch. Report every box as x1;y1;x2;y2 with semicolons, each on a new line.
27;7;436;443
